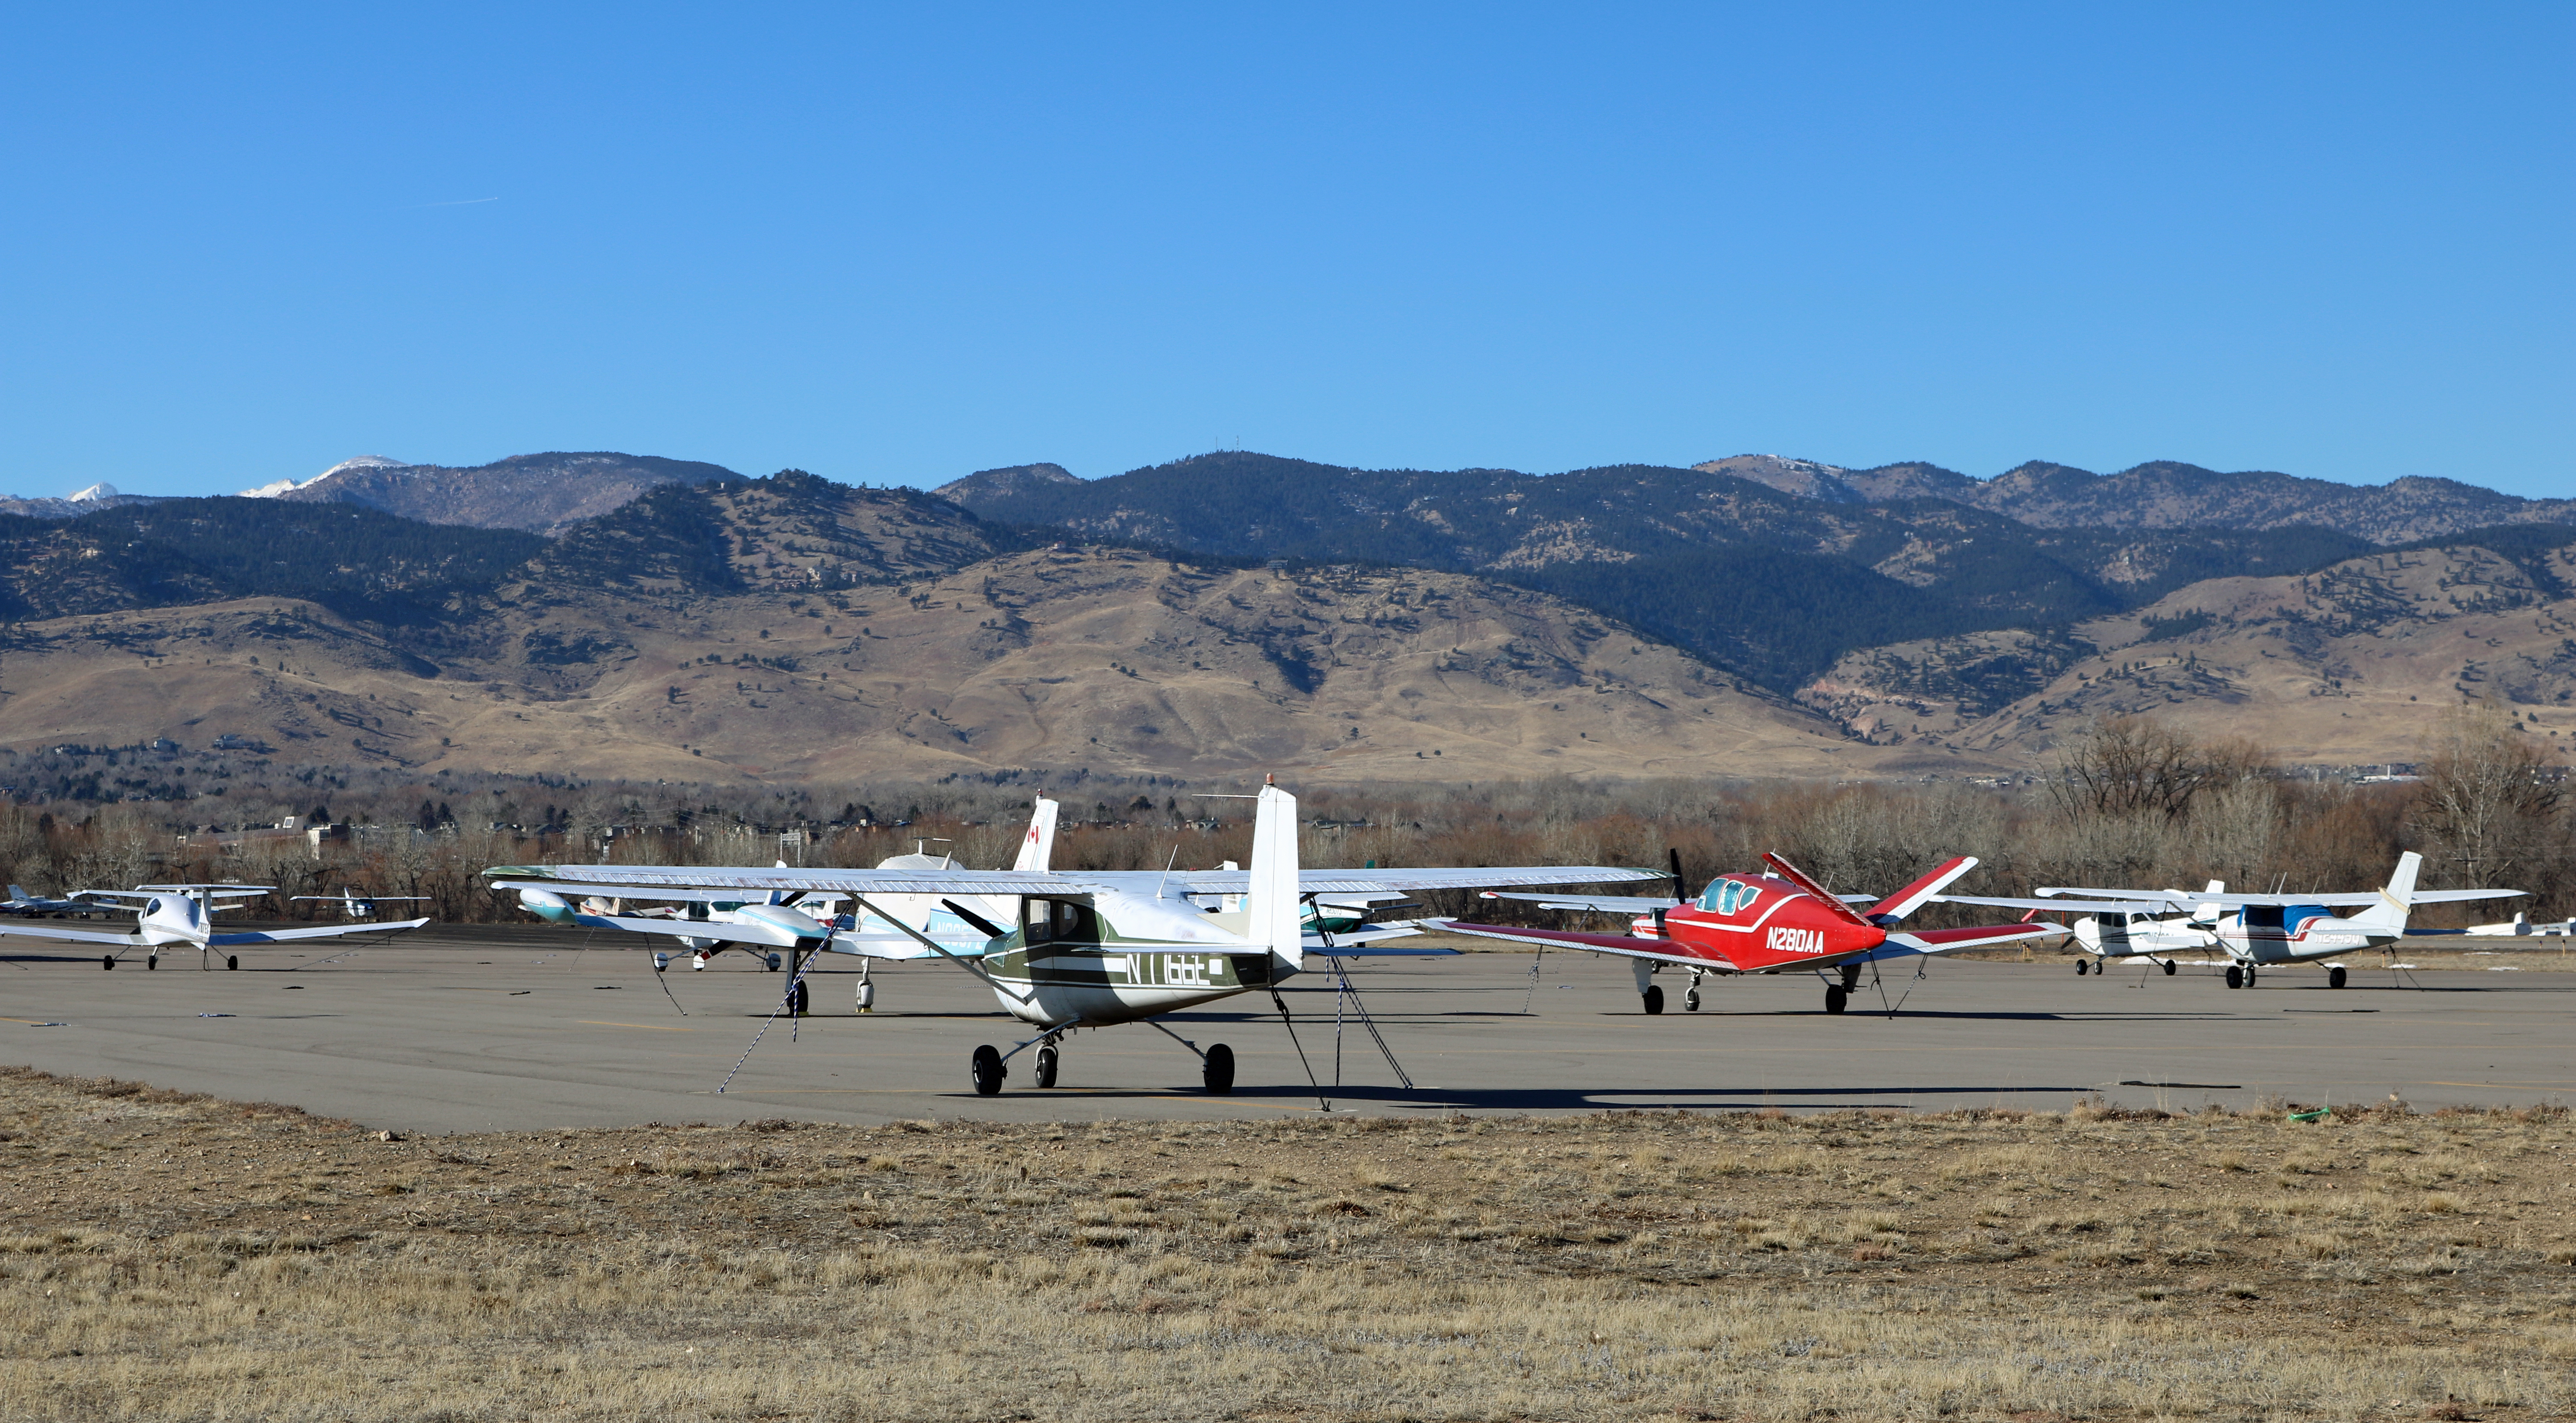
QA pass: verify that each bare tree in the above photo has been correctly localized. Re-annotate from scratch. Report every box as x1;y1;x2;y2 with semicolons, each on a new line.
2410;705;2567;890
2050;715;2268;821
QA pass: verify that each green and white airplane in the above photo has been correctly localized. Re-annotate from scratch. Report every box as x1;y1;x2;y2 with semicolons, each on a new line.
486;780;1655;1096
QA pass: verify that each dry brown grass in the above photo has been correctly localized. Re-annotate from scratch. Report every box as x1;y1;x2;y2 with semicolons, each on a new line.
2;1068;2572;1421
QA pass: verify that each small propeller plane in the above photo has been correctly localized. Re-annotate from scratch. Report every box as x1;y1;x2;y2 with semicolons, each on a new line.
1431;851;2066;1015
1937;851;2524;988
291;888;434;920
0;883;431;970
516;797;1072;1013
1;884;104;917
486;780;1657;1095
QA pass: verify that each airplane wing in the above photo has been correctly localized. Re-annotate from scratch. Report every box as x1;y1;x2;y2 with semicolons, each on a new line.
1885;923;2068;954
487;864;1662;901
1480;891;1682;913
1938;894;2190;914
208;918;430;945
2027;887;2525;908
1421;921;1737;968
576;913;819;947
1480;890;1885;914
1106;866;1666;896
0;921;146;946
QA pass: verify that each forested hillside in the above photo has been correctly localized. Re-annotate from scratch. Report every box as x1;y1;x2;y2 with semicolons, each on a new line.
942;452;2384;689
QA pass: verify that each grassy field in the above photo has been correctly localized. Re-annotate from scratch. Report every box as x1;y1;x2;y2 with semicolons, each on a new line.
2;1067;2570;1422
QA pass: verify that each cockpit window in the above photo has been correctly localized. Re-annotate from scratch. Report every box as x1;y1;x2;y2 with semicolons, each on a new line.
1698;880;1761;915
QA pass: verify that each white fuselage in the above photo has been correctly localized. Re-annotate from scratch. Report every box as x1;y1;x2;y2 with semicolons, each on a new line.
979;887;1300;1028
2076;906;2392;966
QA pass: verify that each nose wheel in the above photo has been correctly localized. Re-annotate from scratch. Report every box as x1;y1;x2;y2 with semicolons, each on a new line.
1034;1044;1060;1089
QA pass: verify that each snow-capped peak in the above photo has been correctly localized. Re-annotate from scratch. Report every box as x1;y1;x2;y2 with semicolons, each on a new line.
237;455;404;499
67;482;119;503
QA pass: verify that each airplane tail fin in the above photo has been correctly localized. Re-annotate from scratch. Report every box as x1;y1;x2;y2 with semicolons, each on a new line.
6;885;24;901
1243;779;1304;969
2350;852;2421;933
1865;856;1978;925
1012;796;1060;872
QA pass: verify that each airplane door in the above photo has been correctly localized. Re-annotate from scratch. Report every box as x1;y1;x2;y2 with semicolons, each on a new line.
2239;906;2291;963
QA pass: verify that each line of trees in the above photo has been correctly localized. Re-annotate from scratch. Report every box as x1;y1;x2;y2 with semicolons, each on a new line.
0;709;2561;926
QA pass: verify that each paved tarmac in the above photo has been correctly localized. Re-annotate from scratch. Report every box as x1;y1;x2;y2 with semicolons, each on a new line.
1;926;2568;1131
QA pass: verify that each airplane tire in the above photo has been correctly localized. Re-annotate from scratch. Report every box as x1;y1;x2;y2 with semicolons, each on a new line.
789;980;809;1016
2224;964;2243;990
765;953;782;972
1203;1043;1235;1095
2245;966;2257;986
2075;959;2090;976
225;955;238;971
970;1045;1005;1096
1035;1045;1059;1089
102;956;114;970
2329;966;2347;989
856;980;875;1013
2163;960;2177;976
1684;990;1701;1012
147;955;156;971
1642;985;1664;1015
1824;985;1849;1015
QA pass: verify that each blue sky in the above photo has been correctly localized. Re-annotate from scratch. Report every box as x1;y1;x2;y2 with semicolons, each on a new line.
3;4;2567;499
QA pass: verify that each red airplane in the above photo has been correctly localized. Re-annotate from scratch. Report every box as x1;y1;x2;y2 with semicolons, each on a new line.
1432;851;2063;1015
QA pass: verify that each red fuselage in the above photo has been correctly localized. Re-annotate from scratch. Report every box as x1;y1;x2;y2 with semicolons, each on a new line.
1627;873;1886;972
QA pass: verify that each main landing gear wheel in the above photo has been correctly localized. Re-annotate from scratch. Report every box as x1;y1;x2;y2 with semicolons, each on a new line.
2328;966;2347;989
1641;985;1665;1015
2163;960;2177;976
1203;1043;1235;1095
2245;966;2257;986
102;955;114;970
1824;985;1849;1015
146;955;157;970
1034;1044;1060;1089
2224;964;2244;990
225;955;238;971
1684;989;1701;1012
2075;959;2090;976
969;1045;1005;1096
788;980;809;1016
855;979;875;1013
764;953;782;972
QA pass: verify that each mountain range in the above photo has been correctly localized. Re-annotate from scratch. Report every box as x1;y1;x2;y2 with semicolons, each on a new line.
0;449;2568;785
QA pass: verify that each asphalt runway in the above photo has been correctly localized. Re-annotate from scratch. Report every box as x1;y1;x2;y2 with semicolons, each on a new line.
1;926;2568;1131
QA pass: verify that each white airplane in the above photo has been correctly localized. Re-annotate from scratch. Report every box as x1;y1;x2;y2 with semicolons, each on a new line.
291;888;434;920
517;798;1072;1013
486;779;1658;1096
0;883;431;970
2;884;103;917
2458;912;2573;937
1938;852;2523;989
